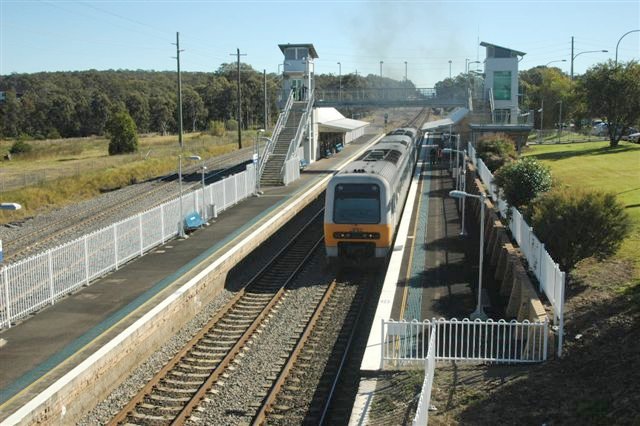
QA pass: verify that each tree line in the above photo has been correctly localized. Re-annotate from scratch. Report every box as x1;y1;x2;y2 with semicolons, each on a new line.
0;66;411;141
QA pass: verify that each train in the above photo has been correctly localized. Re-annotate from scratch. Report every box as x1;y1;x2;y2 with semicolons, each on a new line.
324;127;420;265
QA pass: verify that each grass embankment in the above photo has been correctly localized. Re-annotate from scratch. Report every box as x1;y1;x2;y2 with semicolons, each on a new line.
523;141;640;286
0;131;254;224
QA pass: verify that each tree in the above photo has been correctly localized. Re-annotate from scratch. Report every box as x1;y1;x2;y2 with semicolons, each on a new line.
475;133;517;172
106;111;138;155
149;95;175;135
520;66;571;131
577;60;640;147
493;157;552;210
529;189;632;271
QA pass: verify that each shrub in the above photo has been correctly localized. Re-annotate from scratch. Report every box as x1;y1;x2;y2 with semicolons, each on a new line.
209;120;226;137
528;189;632;271
493;157;552;210
225;119;238;131
476;133;517;172
9;140;33;155
106;111;138;155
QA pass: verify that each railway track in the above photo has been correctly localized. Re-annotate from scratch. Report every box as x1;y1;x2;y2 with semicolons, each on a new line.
3;148;253;263
108;209;325;425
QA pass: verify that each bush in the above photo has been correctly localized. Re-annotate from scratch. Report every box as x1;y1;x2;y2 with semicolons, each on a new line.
528;189;632;271
9;140;33;155
225;119;238;131
476;134;517;172
209;120;226;137
106;111;138;155
493;157;552;210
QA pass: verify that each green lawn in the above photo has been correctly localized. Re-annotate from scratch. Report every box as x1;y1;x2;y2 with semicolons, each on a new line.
523;141;640;281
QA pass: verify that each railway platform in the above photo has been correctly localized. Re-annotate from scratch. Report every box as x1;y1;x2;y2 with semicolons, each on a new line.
0;128;383;424
350;133;481;424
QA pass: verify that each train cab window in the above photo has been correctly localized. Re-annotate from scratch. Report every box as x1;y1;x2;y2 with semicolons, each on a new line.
333;184;380;224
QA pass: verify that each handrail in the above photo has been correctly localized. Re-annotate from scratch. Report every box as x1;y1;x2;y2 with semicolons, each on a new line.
280;89;314;177
488;87;495;123
257;90;294;178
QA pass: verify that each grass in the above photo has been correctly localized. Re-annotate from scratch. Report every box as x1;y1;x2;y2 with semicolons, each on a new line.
0;130;262;224
522;140;640;284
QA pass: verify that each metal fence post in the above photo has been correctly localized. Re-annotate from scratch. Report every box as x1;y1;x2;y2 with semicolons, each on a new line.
222;178;226;210
48;251;55;305
139;214;144;256
113;226;119;270
3;266;11;328
380;319;385;369
161;205;165;244
538;242;545;292
235;174;239;204
543;319;549;361
84;235;90;286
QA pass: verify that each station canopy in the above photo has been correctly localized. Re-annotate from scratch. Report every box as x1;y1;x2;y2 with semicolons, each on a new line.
421;107;469;131
316;107;369;132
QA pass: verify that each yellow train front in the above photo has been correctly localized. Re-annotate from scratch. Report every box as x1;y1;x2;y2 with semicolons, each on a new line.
324;128;418;265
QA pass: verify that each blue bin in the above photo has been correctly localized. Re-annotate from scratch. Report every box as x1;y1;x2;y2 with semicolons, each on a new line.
184;211;204;230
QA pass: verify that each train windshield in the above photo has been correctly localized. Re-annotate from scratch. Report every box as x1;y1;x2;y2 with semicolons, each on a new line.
333;184;380;224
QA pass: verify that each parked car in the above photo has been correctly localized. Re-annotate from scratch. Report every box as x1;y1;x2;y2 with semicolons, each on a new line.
623;132;640;143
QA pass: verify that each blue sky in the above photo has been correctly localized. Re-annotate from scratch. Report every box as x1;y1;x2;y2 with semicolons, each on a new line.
1;0;638;87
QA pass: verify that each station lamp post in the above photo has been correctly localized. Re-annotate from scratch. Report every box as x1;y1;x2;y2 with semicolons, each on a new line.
448;60;452;78
539;60;566;142
449;190;488;320
255;129;265;195
178;154;202;238
379;61;383;78
466;60;480;73
443;148;468;234
571;49;608;80
404;61;408;81
337;62;342;100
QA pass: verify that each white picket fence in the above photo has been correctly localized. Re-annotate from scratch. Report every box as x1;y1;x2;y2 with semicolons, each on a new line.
0;165;256;329
385;318;549;426
467;143;565;356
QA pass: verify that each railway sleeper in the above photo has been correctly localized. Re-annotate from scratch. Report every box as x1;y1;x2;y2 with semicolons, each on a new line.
169;370;210;379
162;378;204;387
137;403;183;412
146;393;191;403
182;356;222;364
154;385;199;394
177;363;218;372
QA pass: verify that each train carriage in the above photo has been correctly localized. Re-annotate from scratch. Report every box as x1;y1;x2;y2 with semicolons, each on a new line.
324;128;419;264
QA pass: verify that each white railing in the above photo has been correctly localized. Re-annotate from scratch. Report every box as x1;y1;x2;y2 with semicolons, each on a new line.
467;142;565;356
382;318;548;365
412;329;436;426
0;165;256;329
282;155;301;186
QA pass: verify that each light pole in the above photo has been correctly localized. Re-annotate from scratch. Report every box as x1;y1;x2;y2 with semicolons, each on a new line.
448;60;452;78
557;100;563;142
539;60;566;142
255;129;265;195
178;154;202;237
379;61;383;78
449;190;487;319
571;49;608;80
337;62;342;101
0;203;21;263
466;60;480;73
404;61;408;81
616;29;640;65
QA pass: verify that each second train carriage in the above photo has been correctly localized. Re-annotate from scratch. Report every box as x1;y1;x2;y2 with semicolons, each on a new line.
324;128;419;263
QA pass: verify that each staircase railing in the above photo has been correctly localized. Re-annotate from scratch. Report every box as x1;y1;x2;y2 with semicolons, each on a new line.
488;87;496;123
258;90;294;178
280;89;314;177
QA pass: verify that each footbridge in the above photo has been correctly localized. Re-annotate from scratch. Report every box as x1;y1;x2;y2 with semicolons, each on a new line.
313;87;468;108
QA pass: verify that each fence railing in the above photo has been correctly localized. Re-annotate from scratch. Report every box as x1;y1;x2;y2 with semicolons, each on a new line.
382;318;548;366
282;155;301;186
0;165;256;329
467;142;565;356
412;329;436;426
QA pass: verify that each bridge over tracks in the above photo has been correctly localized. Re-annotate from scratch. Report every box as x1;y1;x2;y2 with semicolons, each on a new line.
313;87;468;108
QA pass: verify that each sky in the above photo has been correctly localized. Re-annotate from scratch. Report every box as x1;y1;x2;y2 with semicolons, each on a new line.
1;0;639;87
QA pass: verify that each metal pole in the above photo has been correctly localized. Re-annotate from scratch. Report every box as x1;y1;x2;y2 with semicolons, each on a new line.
471;194;486;319
404;61;407;81
178;155;185;238
460;160;467;236
616;29;640;65
201;165;207;221
263;69;267;131
380;61;383;77
448;60;452;79
337;62;341;101
175;32;184;150
558;100;562;142
570;36;574;81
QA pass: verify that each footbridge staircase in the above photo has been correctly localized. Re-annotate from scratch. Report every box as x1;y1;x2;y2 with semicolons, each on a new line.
259;90;313;187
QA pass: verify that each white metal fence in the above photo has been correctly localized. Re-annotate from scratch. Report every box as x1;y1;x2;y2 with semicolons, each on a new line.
412;330;436;426
0;165;256;329
382;318;548;366
467;143;565;356
283;155;301;186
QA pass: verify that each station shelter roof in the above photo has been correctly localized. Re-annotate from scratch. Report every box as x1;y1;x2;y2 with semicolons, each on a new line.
278;43;319;59
316;107;369;132
421;107;469;131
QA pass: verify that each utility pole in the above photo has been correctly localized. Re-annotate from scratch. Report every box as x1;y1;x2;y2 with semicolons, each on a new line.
230;48;246;149
173;32;184;149
570;36;574;81
263;69;267;130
